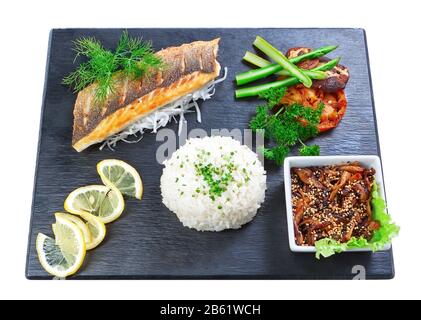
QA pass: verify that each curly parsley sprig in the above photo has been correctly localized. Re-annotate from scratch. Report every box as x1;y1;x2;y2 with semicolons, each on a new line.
63;31;163;103
249;87;323;165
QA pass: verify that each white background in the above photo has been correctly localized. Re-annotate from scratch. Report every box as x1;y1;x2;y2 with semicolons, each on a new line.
0;0;420;300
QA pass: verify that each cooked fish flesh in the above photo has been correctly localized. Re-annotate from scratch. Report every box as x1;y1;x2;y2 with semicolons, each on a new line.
72;39;221;152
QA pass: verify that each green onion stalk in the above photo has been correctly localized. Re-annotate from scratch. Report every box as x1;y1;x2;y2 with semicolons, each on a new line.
236;44;338;86
235;58;341;99
252;36;312;87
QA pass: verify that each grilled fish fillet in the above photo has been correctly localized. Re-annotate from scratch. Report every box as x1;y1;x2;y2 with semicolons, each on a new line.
72;38;221;152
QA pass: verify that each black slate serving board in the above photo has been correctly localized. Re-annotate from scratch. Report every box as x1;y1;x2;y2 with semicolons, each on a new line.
26;28;394;279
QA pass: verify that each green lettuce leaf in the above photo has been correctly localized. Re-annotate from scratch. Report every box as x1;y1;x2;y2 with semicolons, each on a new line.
315;238;347;259
315;182;399;259
368;183;400;251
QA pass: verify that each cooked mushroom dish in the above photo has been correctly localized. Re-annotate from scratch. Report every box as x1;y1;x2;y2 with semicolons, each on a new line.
291;162;380;246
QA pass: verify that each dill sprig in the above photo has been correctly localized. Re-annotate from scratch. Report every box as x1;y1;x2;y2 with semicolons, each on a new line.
115;31;162;79
63;31;163;103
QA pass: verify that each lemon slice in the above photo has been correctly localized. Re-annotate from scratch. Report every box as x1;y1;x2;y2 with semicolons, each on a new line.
55;212;92;246
64;185;124;224
76;211;106;250
36;215;86;278
97;159;143;200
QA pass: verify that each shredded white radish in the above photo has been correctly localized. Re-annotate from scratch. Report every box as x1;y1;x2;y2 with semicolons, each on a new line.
100;67;228;150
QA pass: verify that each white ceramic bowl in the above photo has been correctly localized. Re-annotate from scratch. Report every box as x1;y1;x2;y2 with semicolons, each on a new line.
283;155;391;253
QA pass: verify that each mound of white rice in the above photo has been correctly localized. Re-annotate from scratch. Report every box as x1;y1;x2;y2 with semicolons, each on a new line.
160;136;267;231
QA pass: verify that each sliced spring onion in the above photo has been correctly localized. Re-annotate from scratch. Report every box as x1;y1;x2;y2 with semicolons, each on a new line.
237;45;337;86
243;51;271;68
235;58;340;98
236;78;299;99
253;36;312;88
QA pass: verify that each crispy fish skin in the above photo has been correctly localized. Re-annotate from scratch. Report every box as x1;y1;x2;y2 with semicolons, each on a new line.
72;39;221;152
